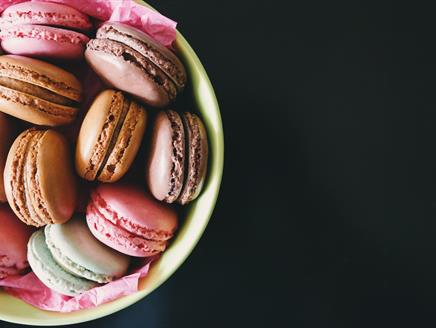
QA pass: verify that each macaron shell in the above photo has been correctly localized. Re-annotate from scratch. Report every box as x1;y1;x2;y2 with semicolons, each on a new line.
75;90;124;181
37;130;76;224
146;111;185;203
4;129;46;226
27;229;97;297
0;113;14;202
4;129;76;226
0;25;89;60
0;55;82;101
0;85;77;126
178;113;209;204
85;42;174;107
97;22;187;90
98;100;147;182
0;1;92;31
86;203;166;257
0;204;33;276
93;184;178;236
45;218;129;283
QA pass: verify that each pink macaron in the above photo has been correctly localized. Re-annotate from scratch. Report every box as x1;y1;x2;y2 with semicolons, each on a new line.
0;2;91;60
86;184;178;257
0;204;34;279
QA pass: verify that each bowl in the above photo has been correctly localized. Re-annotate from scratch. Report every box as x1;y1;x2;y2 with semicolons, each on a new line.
0;1;224;325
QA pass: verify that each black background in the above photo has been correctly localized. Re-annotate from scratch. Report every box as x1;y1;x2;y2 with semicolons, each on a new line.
2;0;436;327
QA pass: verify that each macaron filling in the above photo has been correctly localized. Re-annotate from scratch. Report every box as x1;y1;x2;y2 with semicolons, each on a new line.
45;227;113;283
96;24;186;90
164;111;185;202
178;113;205;204
86;38;177;101
8;130;42;226
0;76;78;107
0;59;82;102
95;97;131;179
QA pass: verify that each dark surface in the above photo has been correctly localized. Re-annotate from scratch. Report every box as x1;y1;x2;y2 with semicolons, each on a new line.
2;0;436;327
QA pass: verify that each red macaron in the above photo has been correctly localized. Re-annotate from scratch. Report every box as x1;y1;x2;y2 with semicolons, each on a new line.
86;184;178;257
0;204;34;279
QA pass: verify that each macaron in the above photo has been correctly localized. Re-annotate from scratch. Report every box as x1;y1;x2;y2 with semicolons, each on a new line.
27;229;97;296
45;217;130;284
146;111;208;205
0;112;15;202
4;128;77;227
0;55;82;126
75;90;147;183
0;2;91;60
85;22;187;107
86;184;178;257
0;204;33;279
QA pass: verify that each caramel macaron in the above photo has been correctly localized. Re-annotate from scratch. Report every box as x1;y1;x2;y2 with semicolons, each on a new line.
146;111;208;205
0;112;15;202
0;55;82;126
76;90;147;183
4;128;77;227
85;22;186;108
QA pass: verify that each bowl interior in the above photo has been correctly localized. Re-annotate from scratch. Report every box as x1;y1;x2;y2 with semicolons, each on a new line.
0;3;224;326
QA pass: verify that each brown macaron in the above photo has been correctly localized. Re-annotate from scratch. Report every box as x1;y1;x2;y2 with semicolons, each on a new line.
85;22;186;108
146;111;208;205
4;128;77;227
0;55;82;126
0;112;15;202
75;89;147;182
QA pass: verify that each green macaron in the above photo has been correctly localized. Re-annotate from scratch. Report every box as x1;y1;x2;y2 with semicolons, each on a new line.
27;217;130;296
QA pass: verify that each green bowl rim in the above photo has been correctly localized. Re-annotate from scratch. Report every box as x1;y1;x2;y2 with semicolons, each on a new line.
0;2;224;325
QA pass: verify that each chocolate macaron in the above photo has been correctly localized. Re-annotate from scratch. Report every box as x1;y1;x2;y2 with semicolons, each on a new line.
0;55;82;126
4;128;77;227
146;111;208;205
85;22;186;108
0;112;15;202
76;90;147;182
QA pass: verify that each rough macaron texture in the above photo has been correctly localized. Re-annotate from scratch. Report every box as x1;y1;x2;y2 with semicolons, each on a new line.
0;2;91;60
4;129;77;227
0;113;14;203
147;111;208;204
45;217;130;283
0;204;33;279
85;22;186;107
0;55;82;126
177;112;209;205
86;184;178;257
0;25;89;60
0;1;92;31
27;229;97;297
146;110;185;203
75;90;147;182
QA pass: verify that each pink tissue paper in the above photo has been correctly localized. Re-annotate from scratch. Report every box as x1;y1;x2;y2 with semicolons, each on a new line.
0;258;155;312
0;0;176;312
0;0;177;47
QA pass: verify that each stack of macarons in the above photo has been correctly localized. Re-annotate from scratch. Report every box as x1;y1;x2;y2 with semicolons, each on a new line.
0;1;209;298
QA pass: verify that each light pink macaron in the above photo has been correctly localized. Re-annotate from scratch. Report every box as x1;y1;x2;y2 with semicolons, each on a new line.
0;204;34;279
86;184;178;257
0;1;91;60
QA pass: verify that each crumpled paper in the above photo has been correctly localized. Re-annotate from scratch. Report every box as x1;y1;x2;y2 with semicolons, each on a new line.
0;0;177;47
0;0;175;312
0;257;155;312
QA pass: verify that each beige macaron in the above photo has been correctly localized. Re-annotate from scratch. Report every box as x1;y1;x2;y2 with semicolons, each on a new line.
75;90;147;182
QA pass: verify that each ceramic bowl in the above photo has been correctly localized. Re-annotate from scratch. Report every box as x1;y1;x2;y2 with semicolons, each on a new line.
0;1;223;325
